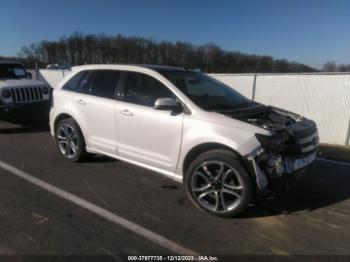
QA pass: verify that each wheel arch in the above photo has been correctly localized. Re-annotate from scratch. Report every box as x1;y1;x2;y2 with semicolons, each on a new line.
182;143;247;178
53;113;86;139
181;142;260;198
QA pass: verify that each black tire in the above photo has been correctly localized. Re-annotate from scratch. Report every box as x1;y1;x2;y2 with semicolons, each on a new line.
55;118;88;162
184;149;253;218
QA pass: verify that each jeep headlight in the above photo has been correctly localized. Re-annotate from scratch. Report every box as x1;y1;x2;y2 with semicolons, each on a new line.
1;89;11;99
42;86;50;95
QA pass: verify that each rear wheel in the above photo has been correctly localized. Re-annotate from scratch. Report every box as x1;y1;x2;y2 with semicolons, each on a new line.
55;118;88;162
185;149;253;217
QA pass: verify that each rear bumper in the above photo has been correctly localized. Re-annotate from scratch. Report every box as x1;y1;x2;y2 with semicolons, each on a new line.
0;101;50;122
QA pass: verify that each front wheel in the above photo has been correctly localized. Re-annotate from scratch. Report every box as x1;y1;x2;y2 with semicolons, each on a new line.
185;149;253;217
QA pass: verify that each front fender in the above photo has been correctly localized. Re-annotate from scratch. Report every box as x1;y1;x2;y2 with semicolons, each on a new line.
176;117;262;175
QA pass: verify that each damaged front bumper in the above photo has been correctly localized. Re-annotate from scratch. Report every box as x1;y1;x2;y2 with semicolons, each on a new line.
246;146;317;191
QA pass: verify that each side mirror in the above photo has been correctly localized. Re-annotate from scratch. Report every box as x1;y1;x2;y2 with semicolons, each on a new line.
154;98;181;111
27;72;32;79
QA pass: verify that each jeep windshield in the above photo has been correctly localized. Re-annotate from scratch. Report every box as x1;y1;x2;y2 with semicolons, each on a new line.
160;71;253;111
0;63;28;80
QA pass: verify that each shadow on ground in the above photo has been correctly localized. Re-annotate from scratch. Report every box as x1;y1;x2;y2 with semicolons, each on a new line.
83;155;119;163
0;121;50;134
318;144;350;162
243;160;350;218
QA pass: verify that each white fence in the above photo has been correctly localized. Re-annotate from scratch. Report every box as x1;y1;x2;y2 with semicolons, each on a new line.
38;69;71;87
212;73;350;146
37;69;350;146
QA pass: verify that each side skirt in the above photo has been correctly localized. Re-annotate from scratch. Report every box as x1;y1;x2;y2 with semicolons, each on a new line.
86;147;183;183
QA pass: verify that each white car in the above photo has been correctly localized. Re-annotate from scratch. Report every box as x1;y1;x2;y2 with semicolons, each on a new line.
0;61;51;124
50;64;319;217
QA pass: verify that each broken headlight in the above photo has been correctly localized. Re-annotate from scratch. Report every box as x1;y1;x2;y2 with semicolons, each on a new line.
255;133;289;152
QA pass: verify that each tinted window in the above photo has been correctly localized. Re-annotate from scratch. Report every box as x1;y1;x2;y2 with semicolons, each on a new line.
123;72;175;107
0;63;28;79
62;71;87;91
83;70;120;99
161;71;250;111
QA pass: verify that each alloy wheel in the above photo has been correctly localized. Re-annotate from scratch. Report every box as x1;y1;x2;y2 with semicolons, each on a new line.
57;123;79;159
191;161;244;213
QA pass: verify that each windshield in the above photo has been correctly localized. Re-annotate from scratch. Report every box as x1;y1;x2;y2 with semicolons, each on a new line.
161;71;251;111
0;63;28;80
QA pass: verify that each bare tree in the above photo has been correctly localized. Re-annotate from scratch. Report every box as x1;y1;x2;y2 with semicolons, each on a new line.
17;32;317;73
338;64;350;72
322;61;338;72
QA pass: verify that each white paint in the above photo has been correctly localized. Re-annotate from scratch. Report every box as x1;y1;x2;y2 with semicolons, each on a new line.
50;65;266;182
0;160;197;255
39;69;71;88
0;78;50;105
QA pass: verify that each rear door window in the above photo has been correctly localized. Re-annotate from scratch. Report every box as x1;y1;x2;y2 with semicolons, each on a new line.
82;70;120;99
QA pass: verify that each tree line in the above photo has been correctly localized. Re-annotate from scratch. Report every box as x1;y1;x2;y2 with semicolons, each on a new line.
322;61;350;72
12;32;317;73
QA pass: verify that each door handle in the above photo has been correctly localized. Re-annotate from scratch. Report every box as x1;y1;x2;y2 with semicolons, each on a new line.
76;99;86;105
120;109;133;116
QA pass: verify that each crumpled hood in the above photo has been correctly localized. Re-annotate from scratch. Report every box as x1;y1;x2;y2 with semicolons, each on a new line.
0;79;47;89
228;105;312;134
218;104;319;155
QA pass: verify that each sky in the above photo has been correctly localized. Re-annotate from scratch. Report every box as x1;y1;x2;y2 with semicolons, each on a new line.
0;0;349;69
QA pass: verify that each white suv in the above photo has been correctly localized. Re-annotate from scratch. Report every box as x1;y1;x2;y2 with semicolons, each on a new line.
50;64;319;217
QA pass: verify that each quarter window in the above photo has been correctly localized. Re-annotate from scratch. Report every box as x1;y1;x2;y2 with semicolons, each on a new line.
123;72;175;107
62;71;87;91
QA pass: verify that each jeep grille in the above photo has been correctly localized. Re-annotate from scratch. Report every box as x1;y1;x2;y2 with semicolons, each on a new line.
9;86;46;103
